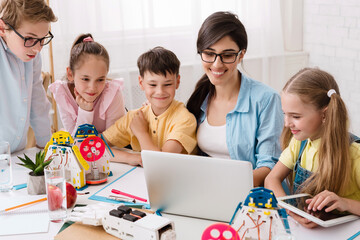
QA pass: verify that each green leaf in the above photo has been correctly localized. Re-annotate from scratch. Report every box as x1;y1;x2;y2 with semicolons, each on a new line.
17;151;52;175
17;154;36;171
33;158;53;176
35;151;41;166
33;165;44;176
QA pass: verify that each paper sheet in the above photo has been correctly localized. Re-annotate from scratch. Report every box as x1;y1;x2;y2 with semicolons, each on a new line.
89;167;150;208
0;195;49;236
54;222;119;240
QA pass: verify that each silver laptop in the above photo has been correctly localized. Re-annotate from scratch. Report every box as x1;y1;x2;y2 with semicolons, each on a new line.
141;150;253;222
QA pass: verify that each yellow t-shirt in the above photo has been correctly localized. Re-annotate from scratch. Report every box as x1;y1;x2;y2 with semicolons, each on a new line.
280;137;360;201
103;100;197;154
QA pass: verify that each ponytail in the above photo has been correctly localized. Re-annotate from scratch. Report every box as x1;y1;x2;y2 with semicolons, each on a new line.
302;92;351;196
69;33;110;73
186;74;215;121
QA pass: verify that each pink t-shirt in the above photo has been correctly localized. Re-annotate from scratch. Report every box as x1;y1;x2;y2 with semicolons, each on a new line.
49;79;126;136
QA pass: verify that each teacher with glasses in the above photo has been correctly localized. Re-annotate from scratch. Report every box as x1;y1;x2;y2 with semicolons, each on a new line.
187;11;283;186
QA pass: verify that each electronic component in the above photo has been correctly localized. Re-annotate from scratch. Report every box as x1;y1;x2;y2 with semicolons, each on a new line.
202;187;292;240
67;203;176;240
103;206;176;240
230;187;291;240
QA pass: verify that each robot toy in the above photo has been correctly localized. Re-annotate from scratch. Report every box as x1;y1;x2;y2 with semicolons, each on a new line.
73;124;113;185
44;131;89;189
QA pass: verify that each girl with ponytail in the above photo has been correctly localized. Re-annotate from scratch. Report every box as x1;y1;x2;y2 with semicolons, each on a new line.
49;33;125;136
265;67;360;228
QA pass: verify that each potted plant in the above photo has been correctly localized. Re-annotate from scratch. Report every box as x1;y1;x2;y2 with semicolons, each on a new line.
17;150;53;195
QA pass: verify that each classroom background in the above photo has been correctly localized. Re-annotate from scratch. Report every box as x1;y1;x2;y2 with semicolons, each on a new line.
39;0;360;135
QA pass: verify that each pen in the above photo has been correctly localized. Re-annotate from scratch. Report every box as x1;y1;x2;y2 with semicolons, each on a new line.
348;230;360;240
107;195;137;203
0;197;47;214
77;192;90;195
111;189;148;202
12;183;27;190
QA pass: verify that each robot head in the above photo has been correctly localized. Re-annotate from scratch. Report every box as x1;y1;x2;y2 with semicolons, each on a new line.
75;124;99;139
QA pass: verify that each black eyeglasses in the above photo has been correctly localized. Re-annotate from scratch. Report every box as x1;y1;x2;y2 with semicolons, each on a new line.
4;21;53;47
199;50;242;64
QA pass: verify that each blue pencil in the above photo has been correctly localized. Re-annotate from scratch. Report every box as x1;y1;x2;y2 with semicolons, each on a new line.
348;230;360;240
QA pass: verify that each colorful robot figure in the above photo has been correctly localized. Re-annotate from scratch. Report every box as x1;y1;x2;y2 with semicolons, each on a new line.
44;131;89;189
230;187;291;239
74;124;113;185
202;187;291;240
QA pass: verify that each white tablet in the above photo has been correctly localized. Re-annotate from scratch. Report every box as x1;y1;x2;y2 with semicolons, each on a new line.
277;193;359;227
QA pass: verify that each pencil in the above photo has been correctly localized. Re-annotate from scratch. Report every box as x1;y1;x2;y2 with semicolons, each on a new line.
0;197;47;213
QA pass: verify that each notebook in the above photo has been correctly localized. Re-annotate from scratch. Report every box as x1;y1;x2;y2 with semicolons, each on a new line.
0;195;49;236
141;150;253;222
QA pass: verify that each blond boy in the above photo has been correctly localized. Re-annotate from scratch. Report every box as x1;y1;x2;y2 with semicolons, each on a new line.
0;0;57;152
103;47;197;166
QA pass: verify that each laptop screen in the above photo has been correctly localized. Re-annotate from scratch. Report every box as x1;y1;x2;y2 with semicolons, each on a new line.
142;150;253;222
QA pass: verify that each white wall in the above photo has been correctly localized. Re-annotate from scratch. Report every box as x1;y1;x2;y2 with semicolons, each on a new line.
303;0;360;135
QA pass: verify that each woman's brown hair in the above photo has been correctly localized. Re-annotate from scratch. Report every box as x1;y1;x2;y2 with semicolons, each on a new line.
186;11;247;121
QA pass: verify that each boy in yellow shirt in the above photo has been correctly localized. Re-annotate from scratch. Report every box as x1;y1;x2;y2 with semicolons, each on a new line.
103;46;197;166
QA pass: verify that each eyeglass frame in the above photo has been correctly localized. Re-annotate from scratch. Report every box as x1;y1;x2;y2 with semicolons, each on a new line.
2;19;53;48
199;50;243;64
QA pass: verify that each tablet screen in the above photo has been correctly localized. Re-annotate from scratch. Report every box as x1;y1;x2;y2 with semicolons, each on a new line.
282;195;352;221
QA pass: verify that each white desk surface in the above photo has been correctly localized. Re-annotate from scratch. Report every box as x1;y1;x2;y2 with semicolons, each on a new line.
1;147;360;240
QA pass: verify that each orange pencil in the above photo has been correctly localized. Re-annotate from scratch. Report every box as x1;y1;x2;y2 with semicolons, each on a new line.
0;197;47;213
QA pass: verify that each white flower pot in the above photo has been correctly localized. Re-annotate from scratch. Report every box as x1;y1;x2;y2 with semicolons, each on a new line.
27;172;46;195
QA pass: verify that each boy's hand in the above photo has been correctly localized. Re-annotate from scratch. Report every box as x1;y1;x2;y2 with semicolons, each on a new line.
130;110;149;137
110;148;143;166
141;100;150;107
74;87;94;111
127;154;143;167
305;190;349;213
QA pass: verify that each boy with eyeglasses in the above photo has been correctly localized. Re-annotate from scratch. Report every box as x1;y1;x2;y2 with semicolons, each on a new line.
0;0;57;152
103;46;197;166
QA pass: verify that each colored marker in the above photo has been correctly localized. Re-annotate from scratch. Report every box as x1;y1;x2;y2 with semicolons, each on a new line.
107;195;136;203
111;189;148;202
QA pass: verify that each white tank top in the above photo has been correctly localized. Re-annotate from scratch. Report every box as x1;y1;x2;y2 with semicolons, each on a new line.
197;117;230;159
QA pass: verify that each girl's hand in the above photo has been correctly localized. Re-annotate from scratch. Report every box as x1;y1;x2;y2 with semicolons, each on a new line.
130;110;149;137
305;190;349;213
74;87;94;111
287;210;318;229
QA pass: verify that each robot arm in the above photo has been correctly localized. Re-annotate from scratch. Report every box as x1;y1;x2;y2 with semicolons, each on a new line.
66;204;176;240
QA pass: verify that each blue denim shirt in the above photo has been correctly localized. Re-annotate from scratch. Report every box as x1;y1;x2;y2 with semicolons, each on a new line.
0;37;51;152
198;73;283;170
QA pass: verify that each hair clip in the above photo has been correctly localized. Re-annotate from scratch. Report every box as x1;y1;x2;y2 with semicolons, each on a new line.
83;36;93;42
327;89;336;98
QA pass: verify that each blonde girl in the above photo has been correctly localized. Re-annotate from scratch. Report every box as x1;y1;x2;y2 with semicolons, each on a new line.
265;68;360;228
49;33;125;136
